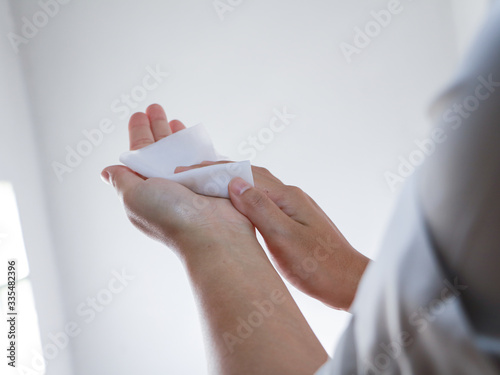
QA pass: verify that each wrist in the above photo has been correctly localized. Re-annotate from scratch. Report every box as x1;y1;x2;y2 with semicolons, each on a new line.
179;229;265;272
311;245;370;311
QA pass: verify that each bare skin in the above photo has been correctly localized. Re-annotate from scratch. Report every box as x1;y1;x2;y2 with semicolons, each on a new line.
175;161;370;311
101;104;368;374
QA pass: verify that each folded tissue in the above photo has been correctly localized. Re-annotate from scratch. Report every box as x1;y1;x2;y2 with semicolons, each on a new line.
119;123;254;198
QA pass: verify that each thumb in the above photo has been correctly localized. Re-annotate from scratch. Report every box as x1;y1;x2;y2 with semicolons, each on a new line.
229;177;294;241
101;165;143;199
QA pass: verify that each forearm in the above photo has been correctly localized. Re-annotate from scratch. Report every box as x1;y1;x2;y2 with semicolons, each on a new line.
182;233;328;375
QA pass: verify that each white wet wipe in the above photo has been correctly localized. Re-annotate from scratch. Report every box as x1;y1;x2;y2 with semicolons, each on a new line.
119;123;254;198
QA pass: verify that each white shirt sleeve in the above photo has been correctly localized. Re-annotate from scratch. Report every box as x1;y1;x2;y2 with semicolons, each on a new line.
317;1;500;373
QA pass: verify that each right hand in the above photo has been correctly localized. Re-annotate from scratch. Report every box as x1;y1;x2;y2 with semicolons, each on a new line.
175;162;370;311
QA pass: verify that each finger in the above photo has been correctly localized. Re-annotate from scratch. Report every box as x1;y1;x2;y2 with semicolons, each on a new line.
146;104;172;141
129;112;154;150
169;119;187;133
228;177;297;246
172;162;290;208
174;163;287;209
101;165;143;200
174;160;232;173
244;172;317;226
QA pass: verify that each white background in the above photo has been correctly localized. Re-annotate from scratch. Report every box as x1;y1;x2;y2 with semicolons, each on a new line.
0;0;488;374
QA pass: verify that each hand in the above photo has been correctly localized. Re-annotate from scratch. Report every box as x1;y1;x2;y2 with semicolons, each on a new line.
101;105;256;260
175;161;370;310
102;105;329;374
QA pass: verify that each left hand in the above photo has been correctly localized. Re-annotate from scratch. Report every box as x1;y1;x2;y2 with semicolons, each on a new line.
101;105;256;260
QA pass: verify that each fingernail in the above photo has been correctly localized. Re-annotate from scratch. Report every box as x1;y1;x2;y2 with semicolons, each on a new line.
101;170;111;185
231;177;251;196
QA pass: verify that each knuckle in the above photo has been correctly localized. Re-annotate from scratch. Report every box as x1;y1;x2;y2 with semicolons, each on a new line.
254;166;283;183
285;185;305;199
255;166;270;175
